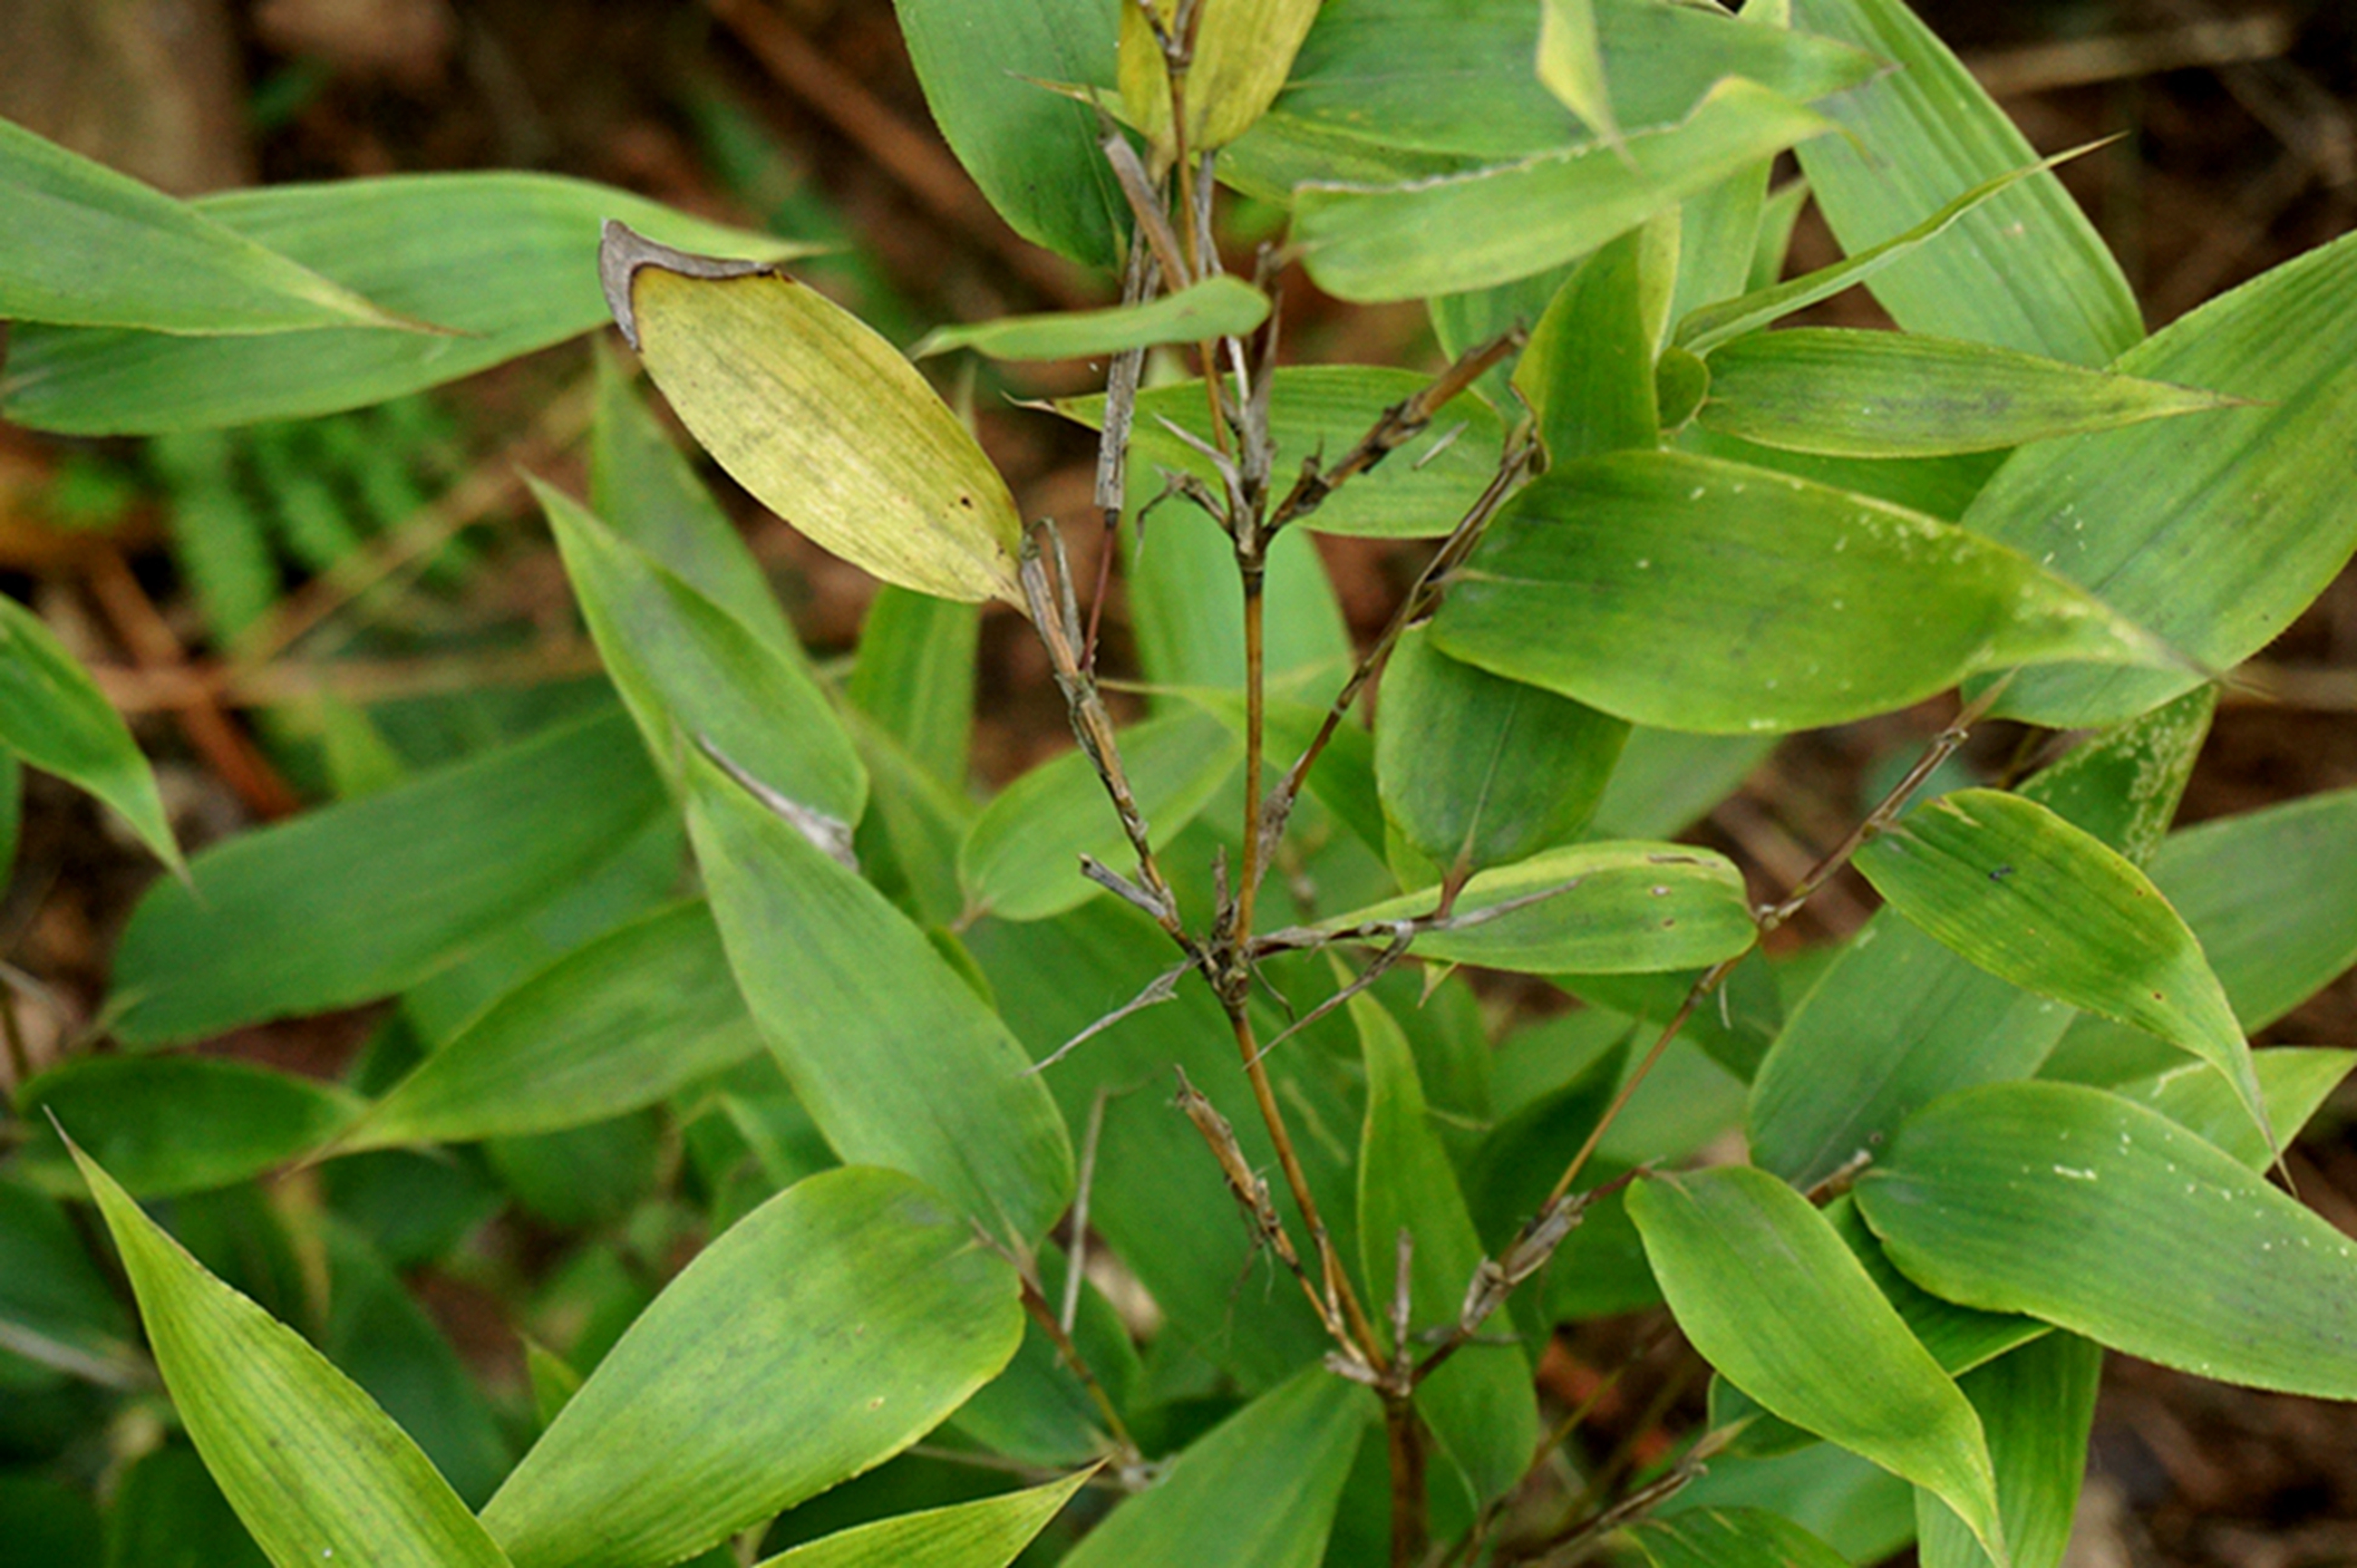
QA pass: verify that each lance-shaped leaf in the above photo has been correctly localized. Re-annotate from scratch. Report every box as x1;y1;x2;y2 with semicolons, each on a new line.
23;1057;360;1198
1537;0;1620;149
916;276;1270;361
849;587;980;789
891;0;1125;266
1856;789;2268;1148
601;223;1023;604
958;709;1241;923
1916;1333;2102;1568
1749;689;2214;1188
1512;219;1673;465
0;116;412;335
538;480;866;821
754;1471;1090;1568
1058;365;1508;540
1431;450;2171;734
69;1142;515;1568
4;176;802;434
481;1166;1023;1568
1059;1367;1373;1568
0;594;179;870
1966;228;2357;726
109;711;666;1045
1789;0;2140;367
1354;997;1538;1507
1377;624;1628;876
350;903;761;1149
1698;328;2244;458
685;753;1073;1245
1316;841;1755;975
2112;1048;2355;1176
1626;1166;2006;1565
1121;0;1321;157
1624;1507;1852;1568
1858;1082;2357;1399
1294;80;1837;302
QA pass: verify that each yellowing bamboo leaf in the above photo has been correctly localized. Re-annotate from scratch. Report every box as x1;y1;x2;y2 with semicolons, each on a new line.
1121;0;1324;160
602;222;1023;605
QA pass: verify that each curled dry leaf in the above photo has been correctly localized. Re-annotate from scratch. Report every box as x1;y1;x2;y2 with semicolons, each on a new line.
600;221;1025;605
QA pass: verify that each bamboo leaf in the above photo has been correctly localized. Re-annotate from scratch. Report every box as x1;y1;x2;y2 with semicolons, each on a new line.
1294;80;1838;302
753;1471;1090;1568
2112;1048;2355;1173
0;1175;141;1388
1916;1334;2102;1568
0;595;179;870
1624;1506;1852;1568
1511;220;1673;465
959;710;1240;922
0;116;412;335
22;1058;360;1198
1120;0;1321;157
1698;328;2244;458
1057;1368;1373;1568
685;753;1073;1245
849;588;980;789
1856;788;2268;1147
1431;450;2172;734
538;480;866;822
1857;1082;2357;1399
1967;229;2357;726
481;1167;1023;1568
605;225;1025;604
3;177;801;433
890;0;1125;266
1377;624;1628;876
1353;996;1538;1506
1627;1166;2007;1565
1536;0;1620;150
1318;841;1756;975
109;711;667;1046
350;902;761;1148
68;1141;516;1568
1789;0;2141;366
916;277;1270;361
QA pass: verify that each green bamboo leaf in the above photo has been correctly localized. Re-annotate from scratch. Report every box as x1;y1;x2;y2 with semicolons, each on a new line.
1856;788;2268;1147
1295;80;1838;302
1589;730;1780;841
849;588;980;788
0;116;412;335
1318;841;1756;975
1431;450;2172;734
1674;151;2083;358
1916;1334;2102;1568
1536;0;1620;150
1967;230;2357;726
109;711;667;1046
890;0;1124;266
1059;1367;1373;1568
959;710;1241;923
1857;1081;2357;1399
1120;0;1320;157
754;1471;1090;1568
0;1175;141;1388
1059;365;1507;540
349;902;761;1149
1121;519;1352;701
604;225;1025;604
588;348;800;655
103;1444;269;1568
1377;624;1628;876
1626;1166;2006;1565
2112;1048;2354;1173
916;277;1270;362
1789;0;2140;366
1623;1506;1852;1568
538;480;866;822
844;705;975;930
1511;219;1673;465
21;1057;360;1198
1749;690;2214;1187
481;1166;1023;1568
685;753;1072;1245
3;176;801;433
1353;997;1537;1506
1698;328;2244;458
68;1141;516;1568
0;595;179;871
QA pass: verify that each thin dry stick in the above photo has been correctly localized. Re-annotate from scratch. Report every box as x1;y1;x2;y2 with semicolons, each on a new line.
1060;1088;1113;1335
